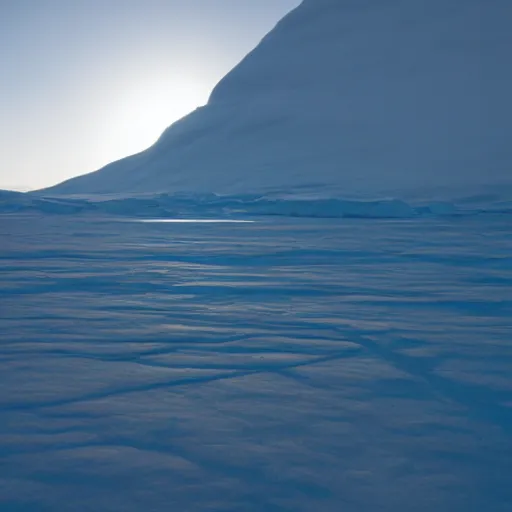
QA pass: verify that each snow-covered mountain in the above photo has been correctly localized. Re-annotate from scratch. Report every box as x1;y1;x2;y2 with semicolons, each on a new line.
43;0;511;200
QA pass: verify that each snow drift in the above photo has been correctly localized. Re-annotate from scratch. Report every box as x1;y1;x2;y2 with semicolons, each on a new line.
42;0;511;200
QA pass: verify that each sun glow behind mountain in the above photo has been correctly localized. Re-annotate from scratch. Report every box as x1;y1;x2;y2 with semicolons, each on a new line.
99;74;210;159
0;0;301;191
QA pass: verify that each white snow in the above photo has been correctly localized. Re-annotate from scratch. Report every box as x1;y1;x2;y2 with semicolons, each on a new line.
43;0;512;201
1;212;511;511
3;4;511;508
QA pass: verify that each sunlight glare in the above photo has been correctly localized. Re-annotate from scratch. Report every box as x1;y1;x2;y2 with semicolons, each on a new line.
101;76;210;160
137;219;255;223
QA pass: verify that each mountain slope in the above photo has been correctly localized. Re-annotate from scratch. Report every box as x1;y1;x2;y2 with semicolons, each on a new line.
44;0;512;199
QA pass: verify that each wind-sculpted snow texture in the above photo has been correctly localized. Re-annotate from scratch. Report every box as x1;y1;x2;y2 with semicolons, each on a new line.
44;0;512;200
1;212;511;511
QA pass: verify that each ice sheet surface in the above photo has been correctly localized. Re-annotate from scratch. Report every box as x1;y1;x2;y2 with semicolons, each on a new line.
1;212;511;511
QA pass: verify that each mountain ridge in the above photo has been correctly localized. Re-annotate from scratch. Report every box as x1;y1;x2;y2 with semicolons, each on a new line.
42;0;512;200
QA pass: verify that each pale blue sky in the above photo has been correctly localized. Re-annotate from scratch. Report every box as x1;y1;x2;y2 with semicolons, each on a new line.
0;0;300;190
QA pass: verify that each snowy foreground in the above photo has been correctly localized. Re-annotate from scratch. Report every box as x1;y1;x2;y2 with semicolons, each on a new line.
1;211;511;511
